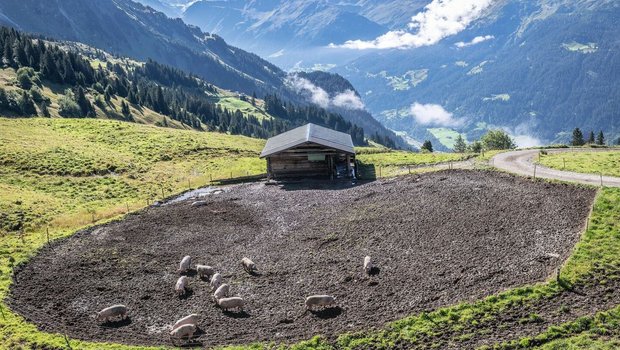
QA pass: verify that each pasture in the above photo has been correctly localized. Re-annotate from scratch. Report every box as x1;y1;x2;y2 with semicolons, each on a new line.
539;150;620;177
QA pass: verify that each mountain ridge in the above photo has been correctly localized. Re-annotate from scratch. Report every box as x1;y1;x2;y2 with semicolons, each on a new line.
0;0;408;148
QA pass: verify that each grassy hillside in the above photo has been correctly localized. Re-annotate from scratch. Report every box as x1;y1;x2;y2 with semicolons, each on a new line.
539;150;620;177
0;118;266;234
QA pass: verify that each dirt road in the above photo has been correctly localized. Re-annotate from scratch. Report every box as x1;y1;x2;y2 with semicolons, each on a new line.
492;149;620;187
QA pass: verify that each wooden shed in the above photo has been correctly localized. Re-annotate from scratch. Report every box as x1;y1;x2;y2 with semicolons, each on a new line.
260;123;356;179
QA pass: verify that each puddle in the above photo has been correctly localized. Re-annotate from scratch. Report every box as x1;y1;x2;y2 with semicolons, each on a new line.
166;187;226;205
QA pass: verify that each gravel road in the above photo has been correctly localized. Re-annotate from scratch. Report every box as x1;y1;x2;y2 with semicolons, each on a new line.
492;148;620;187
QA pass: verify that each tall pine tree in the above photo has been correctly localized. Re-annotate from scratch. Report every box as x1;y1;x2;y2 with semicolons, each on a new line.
597;131;605;145
572;128;585;146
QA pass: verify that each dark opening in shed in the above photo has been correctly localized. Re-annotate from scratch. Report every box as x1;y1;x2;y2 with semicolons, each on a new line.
260;123;356;179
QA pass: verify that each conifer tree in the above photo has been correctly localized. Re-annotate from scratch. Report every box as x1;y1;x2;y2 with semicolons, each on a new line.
571;128;585;146
596;131;605;145
453;134;467;153
39;101;50;117
121;100;131;117
421;140;434;153
75;86;93;117
18;90;37;116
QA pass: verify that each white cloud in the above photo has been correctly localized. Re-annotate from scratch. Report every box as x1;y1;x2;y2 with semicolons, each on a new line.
286;75;330;108
331;0;496;50
332;90;365;110
513;134;543;148
455;35;495;48
410;103;465;127
285;75;365;110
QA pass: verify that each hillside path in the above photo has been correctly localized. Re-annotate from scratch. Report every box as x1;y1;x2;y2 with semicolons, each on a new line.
491;148;620;187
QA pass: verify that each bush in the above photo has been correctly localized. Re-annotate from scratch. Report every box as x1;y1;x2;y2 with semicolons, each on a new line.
18;91;37;116
29;86;44;102
481;130;516;150
58;89;82;117
16;67;34;89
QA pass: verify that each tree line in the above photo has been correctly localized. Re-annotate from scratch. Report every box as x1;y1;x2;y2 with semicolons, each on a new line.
571;128;612;146
0;27;370;145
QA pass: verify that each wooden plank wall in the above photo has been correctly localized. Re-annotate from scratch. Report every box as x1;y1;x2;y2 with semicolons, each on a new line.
266;144;354;179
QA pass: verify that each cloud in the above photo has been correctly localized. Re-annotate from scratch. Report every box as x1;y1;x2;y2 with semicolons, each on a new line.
513;134;543;148
286;75;330;108
410;103;465;127
488;122;544;148
455;35;495;48
332;90;365;110
331;0;496;50
285;75;365;110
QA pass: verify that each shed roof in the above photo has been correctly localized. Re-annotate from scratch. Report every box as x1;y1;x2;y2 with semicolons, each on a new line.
260;123;355;158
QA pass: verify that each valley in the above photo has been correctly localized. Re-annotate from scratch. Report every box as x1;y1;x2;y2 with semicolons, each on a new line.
0;0;619;349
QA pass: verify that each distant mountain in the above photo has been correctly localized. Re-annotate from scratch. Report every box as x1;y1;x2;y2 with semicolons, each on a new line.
135;0;182;17
334;0;620;147
180;0;391;68
0;0;407;148
0;0;284;97
157;0;619;148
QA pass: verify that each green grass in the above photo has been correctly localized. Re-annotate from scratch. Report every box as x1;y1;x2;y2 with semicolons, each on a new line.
217;96;271;120
494;304;620;349
539;151;620;177
428;128;466;149
356;150;467;178
0;118;266;233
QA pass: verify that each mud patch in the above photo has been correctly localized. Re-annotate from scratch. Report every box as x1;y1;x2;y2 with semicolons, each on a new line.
8;170;596;347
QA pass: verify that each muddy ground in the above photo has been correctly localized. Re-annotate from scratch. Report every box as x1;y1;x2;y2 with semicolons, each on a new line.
8;170;596;347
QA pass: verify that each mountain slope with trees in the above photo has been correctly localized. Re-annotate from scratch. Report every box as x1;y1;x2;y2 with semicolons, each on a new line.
0;26;368;145
0;0;405;148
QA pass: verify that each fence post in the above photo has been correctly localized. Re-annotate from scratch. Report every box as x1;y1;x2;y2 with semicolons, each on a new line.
408;165;411;174
126;203;130;213
210;174;213;183
64;333;72;350
160;185;165;199
600;173;603;187
230;172;233;179
533;164;537;179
